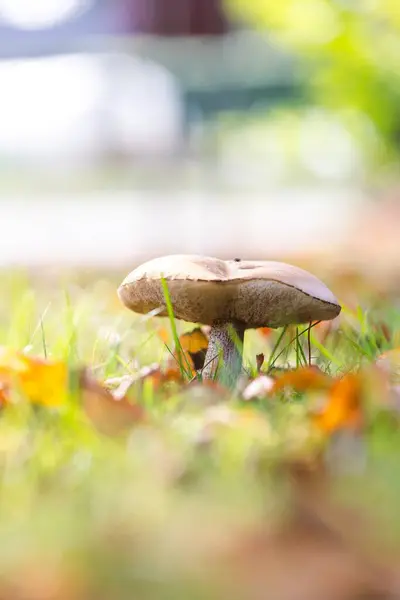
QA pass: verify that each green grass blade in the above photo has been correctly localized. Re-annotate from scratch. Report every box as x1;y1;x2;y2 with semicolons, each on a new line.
267;326;288;370
40;317;47;359
160;277;189;379
309;332;341;366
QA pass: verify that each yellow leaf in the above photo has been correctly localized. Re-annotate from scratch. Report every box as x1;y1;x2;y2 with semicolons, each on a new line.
179;327;209;354
0;347;68;407
167;327;209;376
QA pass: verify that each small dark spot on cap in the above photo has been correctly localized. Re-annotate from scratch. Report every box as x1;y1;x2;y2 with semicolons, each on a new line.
233;258;241;262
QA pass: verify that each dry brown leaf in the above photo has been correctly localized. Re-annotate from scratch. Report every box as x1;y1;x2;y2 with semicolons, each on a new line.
80;369;145;436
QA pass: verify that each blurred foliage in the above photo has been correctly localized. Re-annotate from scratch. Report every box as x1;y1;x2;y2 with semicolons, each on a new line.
226;0;400;166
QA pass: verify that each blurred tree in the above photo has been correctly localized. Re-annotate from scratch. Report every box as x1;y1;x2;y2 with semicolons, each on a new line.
225;0;400;163
120;0;229;36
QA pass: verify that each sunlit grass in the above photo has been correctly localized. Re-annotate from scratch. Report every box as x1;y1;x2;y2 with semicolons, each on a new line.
0;268;399;598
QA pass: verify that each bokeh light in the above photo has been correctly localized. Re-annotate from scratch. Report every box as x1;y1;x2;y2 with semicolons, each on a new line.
0;0;93;29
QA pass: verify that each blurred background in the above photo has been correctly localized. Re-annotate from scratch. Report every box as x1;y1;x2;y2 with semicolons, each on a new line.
0;0;399;271
1;6;400;599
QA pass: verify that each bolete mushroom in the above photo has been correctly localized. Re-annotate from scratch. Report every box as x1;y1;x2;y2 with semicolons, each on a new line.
117;255;341;388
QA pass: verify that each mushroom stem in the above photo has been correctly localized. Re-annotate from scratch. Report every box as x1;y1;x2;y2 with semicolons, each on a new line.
202;321;245;388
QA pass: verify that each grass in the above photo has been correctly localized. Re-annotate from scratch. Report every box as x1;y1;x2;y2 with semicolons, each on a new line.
0;267;399;599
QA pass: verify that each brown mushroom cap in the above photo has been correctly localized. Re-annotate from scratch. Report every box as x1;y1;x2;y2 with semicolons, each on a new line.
118;254;341;328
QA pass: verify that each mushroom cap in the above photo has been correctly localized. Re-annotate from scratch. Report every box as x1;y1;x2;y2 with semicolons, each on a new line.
118;254;341;328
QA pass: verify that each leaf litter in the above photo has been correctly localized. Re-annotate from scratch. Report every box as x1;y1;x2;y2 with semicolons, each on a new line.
0;272;400;599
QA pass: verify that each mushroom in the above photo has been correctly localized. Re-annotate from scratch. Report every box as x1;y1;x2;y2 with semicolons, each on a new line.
117;255;341;388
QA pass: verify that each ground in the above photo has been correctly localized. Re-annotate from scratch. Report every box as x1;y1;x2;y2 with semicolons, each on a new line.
0;265;399;600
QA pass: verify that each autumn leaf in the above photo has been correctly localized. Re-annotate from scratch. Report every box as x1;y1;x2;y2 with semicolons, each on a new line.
272;366;332;394
0;347;68;407
0;347;145;436
80;369;145;436
167;327;209;376
312;373;363;434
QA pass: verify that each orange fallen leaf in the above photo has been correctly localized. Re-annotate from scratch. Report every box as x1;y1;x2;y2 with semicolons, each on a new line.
0;347;68;407
272;366;332;394
0;348;145;435
80;369;145;436
313;373;363;434
167;327;209;376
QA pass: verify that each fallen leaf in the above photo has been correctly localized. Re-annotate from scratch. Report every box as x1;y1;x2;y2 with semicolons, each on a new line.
80;369;144;436
272;366;332;394
167;327;209;376
0;347;68;407
312;373;363;434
